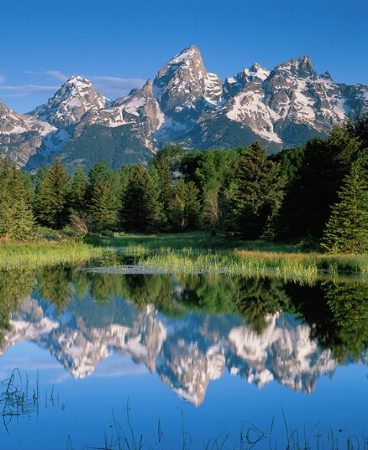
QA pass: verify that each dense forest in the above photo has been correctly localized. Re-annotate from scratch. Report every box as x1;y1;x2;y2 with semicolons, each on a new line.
1;115;368;253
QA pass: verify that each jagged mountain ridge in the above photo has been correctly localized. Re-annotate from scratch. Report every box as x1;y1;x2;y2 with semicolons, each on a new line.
1;45;367;171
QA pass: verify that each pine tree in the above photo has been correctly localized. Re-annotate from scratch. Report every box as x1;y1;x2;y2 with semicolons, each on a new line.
35;158;70;229
0;157;35;240
149;146;184;227
89;177;119;231
278;127;362;240
122;164;164;232
321;164;368;253
231;141;285;240
167;179;200;231
70;166;88;215
86;161;122;231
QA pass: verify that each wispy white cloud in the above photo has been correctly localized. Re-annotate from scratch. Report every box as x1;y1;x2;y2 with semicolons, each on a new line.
45;70;69;82
0;84;60;97
91;76;146;96
26;70;69;82
0;73;147;103
93;354;148;378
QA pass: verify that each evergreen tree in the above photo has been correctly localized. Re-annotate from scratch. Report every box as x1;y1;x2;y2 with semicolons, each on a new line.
122;164;164;232
35;158;70;229
344;113;368;151
278;127;361;240
70;166;89;216
0;157;35;240
231;141;285;240
320;164;368;253
149;146;184;227
89;177;119;231
167;179;201;231
86;161;121;231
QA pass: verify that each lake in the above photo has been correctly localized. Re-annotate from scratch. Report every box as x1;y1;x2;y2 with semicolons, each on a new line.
0;265;367;449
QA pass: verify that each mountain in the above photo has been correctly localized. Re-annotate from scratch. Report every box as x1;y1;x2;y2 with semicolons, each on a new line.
1;46;367;172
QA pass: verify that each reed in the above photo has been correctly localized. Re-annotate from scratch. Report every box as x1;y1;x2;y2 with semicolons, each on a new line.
84;406;368;450
0;369;39;428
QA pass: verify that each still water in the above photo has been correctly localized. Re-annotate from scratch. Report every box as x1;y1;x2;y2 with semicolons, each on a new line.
0;266;367;449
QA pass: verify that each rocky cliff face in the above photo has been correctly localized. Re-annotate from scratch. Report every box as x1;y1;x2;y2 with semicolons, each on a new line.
1;295;359;406
0;100;55;166
1;47;367;171
152;45;223;140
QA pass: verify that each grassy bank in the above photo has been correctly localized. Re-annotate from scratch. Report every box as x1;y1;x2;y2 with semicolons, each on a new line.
85;233;368;280
2;232;368;278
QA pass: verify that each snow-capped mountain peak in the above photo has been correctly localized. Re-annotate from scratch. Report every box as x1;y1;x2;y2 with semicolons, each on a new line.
28;75;111;129
272;55;316;78
242;63;270;82
152;45;223;137
168;44;200;66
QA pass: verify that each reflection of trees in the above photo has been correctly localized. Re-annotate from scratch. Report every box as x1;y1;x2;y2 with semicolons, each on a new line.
6;262;366;366
82;272;294;328
120;274;186;317
88;273;124;303
285;279;368;362
85;273;186;317
322;280;368;361
172;275;292;334
235;277;291;334
36;266;74;316
283;282;342;354
71;269;90;300
180;273;240;314
0;269;35;344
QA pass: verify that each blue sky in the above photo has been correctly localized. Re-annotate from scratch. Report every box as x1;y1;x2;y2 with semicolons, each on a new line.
0;0;367;113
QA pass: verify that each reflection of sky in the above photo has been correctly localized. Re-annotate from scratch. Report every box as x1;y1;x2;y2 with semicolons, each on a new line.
0;340;367;449
0;341;63;381
0;341;148;384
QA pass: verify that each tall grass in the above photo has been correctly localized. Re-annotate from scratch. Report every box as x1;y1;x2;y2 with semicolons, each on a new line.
0;240;116;268
3;232;368;277
118;245;368;280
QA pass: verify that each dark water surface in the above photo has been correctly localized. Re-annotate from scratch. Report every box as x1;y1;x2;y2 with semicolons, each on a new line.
0;266;367;449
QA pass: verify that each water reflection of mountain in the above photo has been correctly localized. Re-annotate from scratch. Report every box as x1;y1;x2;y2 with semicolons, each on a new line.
1;293;341;406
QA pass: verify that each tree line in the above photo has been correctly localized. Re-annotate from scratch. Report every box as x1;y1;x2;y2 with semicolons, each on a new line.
1;115;367;253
